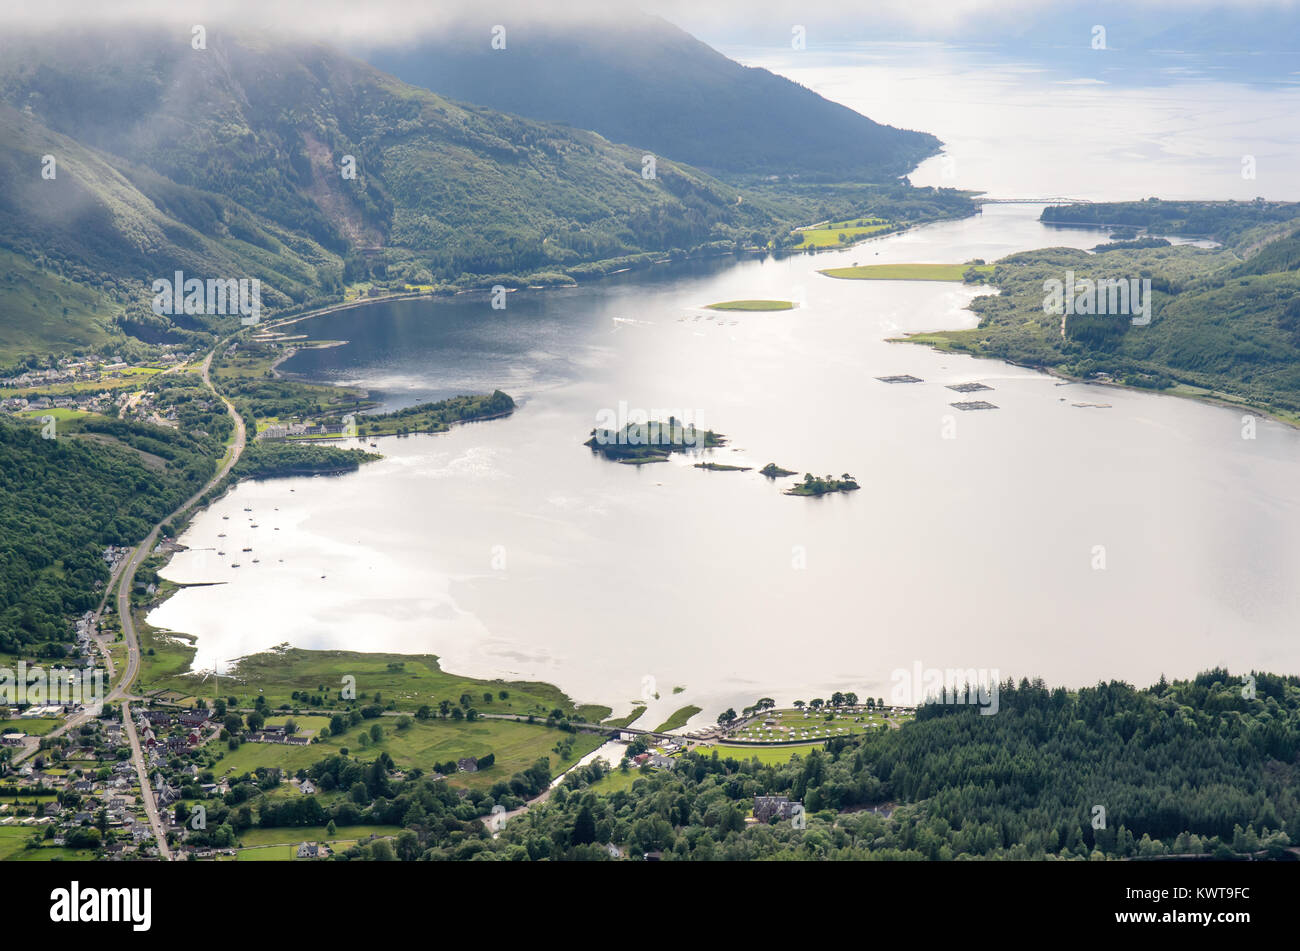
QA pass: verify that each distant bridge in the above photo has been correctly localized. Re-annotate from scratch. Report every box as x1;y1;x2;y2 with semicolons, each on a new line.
975;197;1093;205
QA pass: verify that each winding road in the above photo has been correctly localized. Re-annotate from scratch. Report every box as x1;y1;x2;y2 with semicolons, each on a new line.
15;346;247;860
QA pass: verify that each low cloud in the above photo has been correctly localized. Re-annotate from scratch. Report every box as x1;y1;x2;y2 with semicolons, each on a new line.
5;0;1292;48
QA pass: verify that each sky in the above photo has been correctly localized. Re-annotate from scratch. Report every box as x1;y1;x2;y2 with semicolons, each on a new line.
4;0;1298;48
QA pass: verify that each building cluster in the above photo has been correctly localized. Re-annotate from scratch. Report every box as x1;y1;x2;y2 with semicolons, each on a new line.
258;421;349;440
0;349;202;424
0;716;159;858
246;723;311;745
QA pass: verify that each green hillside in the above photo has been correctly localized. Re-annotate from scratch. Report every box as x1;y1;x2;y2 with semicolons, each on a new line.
0;27;961;366
367;12;939;183
905;202;1300;417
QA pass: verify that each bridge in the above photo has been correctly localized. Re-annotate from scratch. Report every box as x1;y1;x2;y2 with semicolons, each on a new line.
975;197;1093;205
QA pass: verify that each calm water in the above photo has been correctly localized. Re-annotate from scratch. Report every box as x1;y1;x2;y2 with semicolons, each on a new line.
152;48;1300;727
724;43;1300;202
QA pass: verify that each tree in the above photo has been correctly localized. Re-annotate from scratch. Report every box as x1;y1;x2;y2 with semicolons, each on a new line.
793;700;806;710
439;700;452;719
717;708;737;726
572;805;597;846
369;723;383;742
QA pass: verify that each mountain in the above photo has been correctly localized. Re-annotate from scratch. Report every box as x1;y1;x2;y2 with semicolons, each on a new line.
0;27;819;361
363;12;939;183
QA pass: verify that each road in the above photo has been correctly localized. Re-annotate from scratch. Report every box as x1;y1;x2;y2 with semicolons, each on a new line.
13;346;247;860
117;348;246;858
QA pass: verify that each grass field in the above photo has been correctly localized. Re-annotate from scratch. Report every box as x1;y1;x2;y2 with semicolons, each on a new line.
604;706;645;729
724;707;900;743
138;638;590;722
587;767;646;795
819;262;995;282
704;300;795;311
263;714;331;735
654;705;701;732
11;717;62;736
791;217;892;250
576;704;613;723
709;744;823;766
16;407;95;421
209;715;602;790
238;823;401;848
0;825;96;861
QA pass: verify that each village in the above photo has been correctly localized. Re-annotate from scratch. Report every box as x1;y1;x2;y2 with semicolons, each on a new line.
0;347;204;426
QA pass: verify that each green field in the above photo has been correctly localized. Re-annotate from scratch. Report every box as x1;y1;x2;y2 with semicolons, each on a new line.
139;639;588;722
0;825;97;862
16;407;95;422
704;299;795;311
604;706;646;729
654;705;702;732
11;717;61;736
724;707;902;743
263;714;331;735
709;744;824;766
210;715;602;790
238;823;401;849
587;767;646;795
791;217;892;249
819;262;994;281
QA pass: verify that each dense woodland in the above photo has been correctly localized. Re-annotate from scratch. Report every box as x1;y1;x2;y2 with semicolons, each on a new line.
0;414;220;654
175;670;1300;860
914;202;1300;413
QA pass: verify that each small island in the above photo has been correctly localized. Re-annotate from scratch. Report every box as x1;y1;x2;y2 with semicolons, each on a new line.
704;299;795;311
357;390;516;437
785;472;860;497
585;418;726;464
819;262;993;282
759;462;797;478
694;461;751;472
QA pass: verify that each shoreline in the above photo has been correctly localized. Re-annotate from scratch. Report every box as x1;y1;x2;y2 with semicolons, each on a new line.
895;335;1300;431
254;212;975;337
